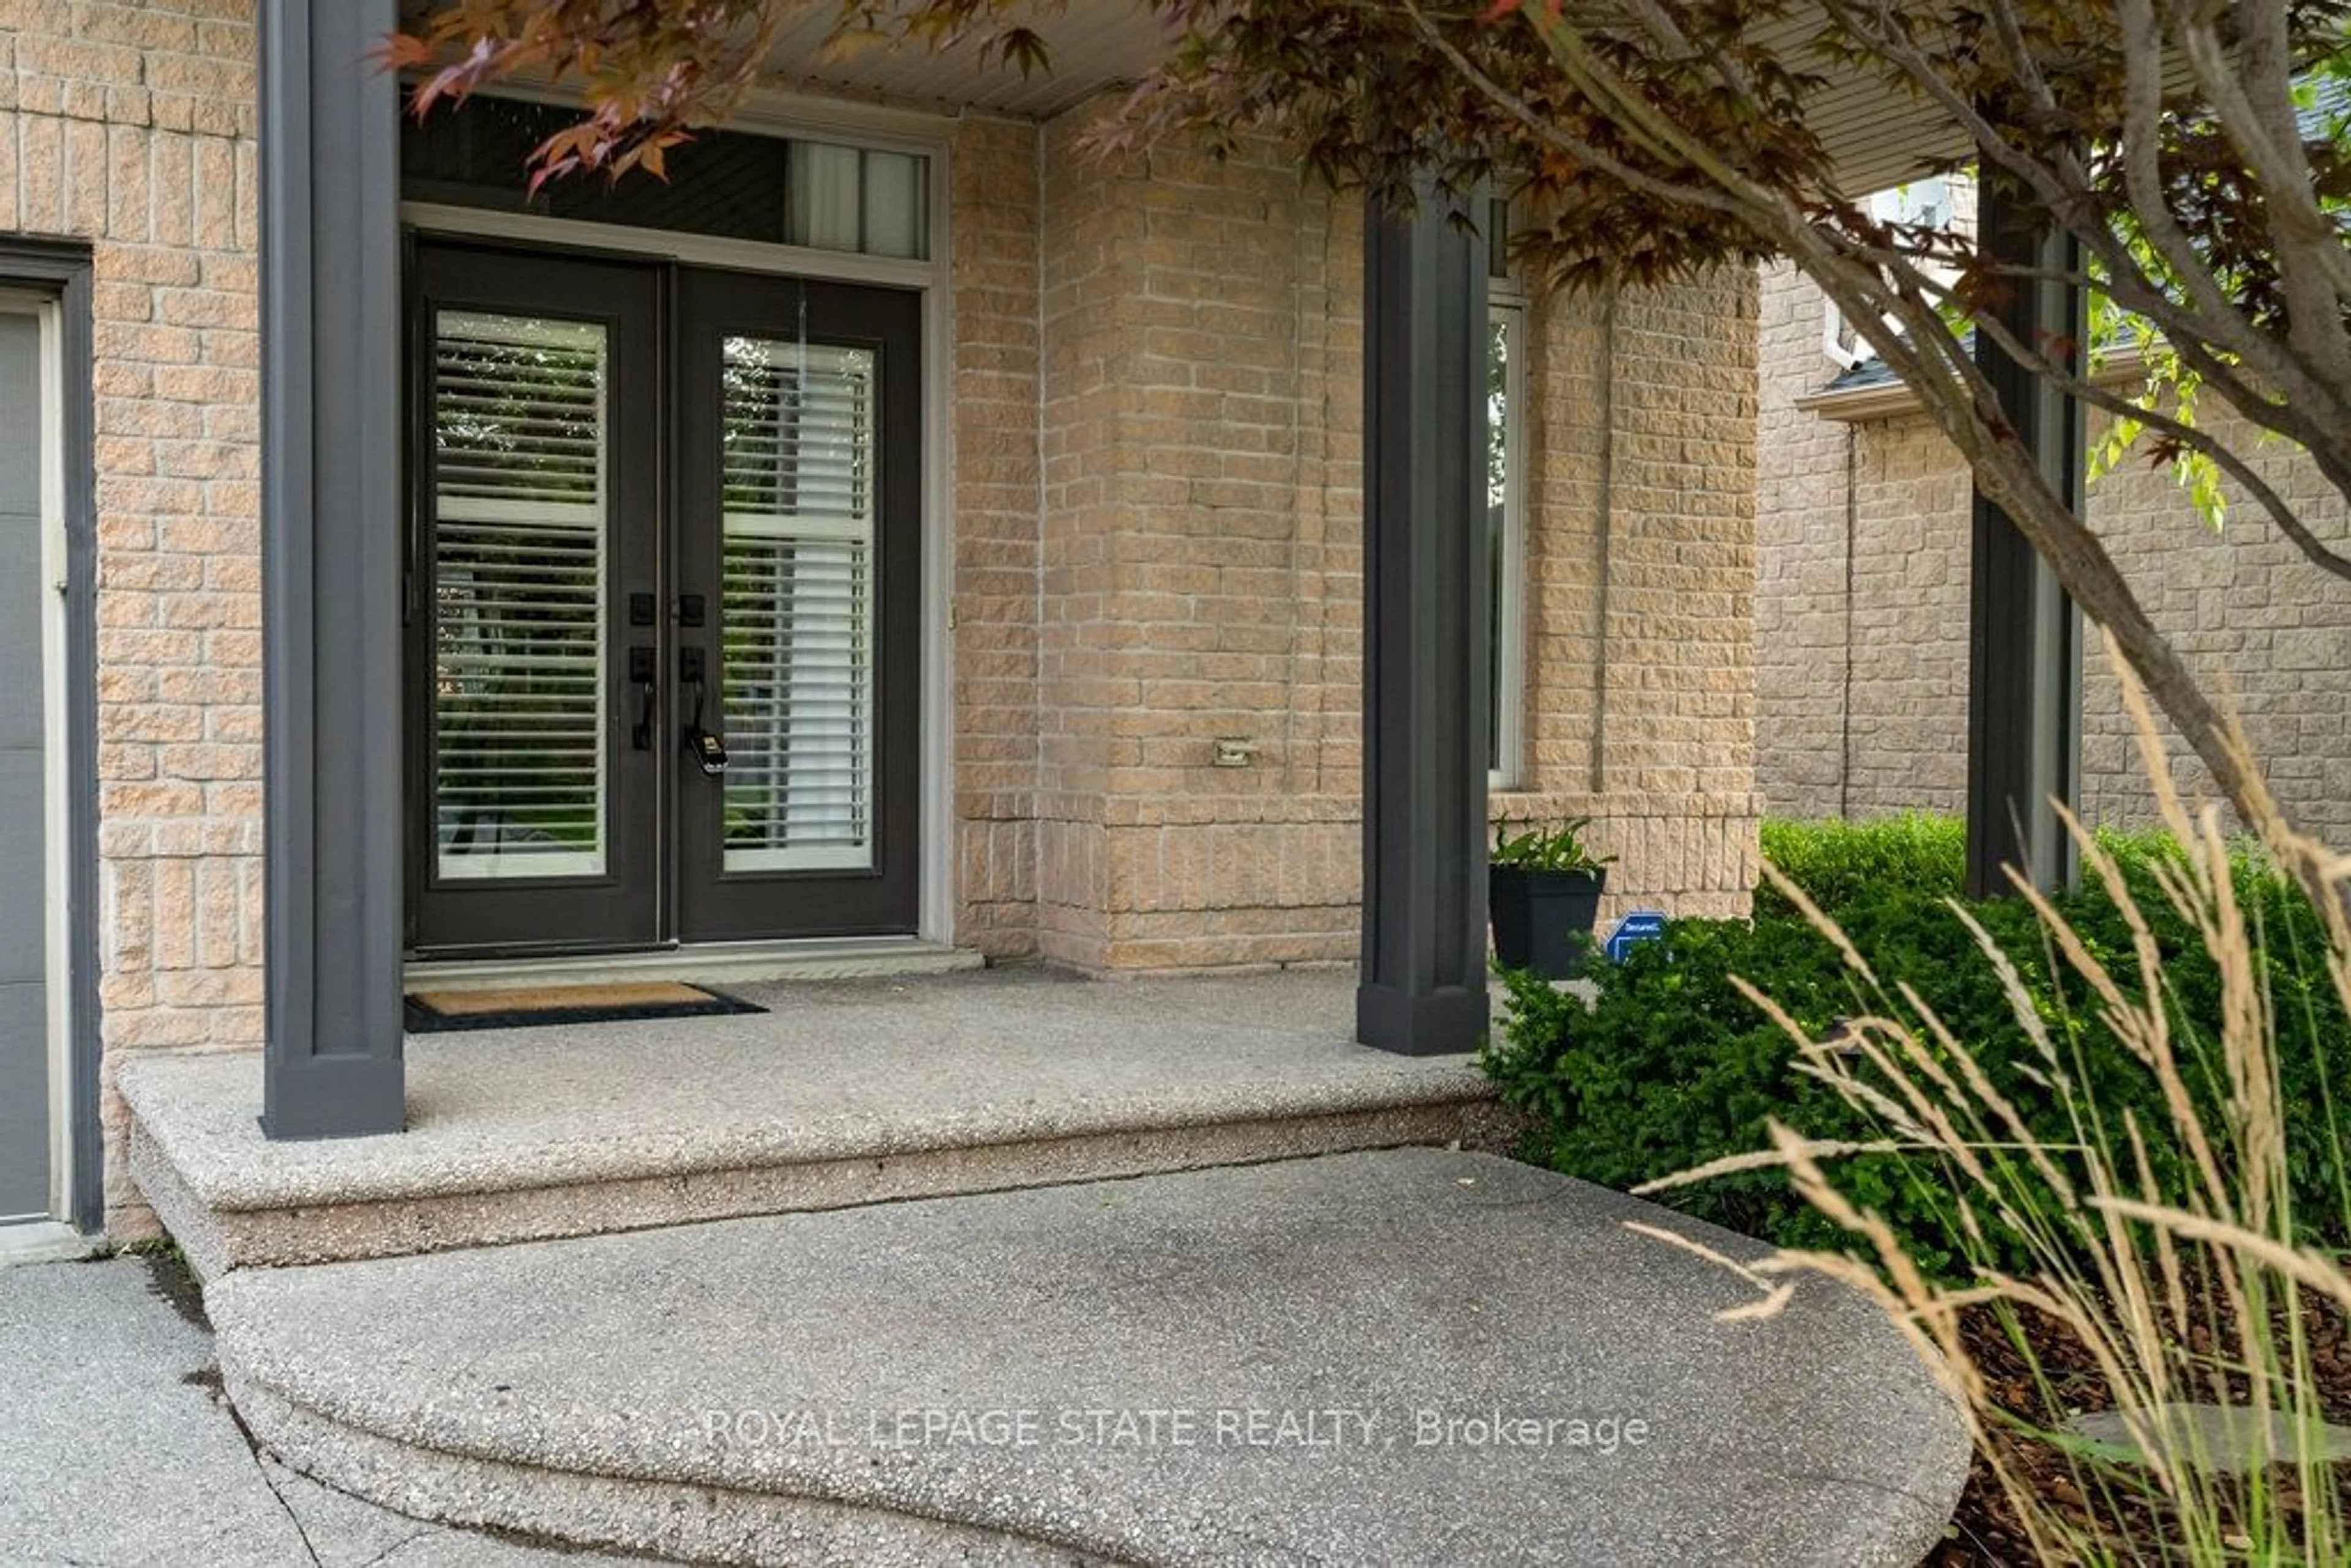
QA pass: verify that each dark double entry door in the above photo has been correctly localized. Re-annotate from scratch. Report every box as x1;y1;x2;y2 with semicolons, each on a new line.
407;242;921;955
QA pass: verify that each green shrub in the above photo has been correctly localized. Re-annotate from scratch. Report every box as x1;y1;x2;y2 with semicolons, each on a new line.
1482;846;2351;1275
1755;812;1966;919
1749;791;2351;1562
1485;896;2053;1277
1761;810;2265;918
1485;913;1873;1261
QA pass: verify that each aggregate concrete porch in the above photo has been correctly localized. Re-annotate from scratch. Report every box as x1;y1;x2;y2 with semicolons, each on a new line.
206;1149;1971;1567
122;967;1510;1280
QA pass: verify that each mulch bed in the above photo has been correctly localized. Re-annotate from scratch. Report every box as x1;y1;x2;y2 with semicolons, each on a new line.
1926;1283;2351;1564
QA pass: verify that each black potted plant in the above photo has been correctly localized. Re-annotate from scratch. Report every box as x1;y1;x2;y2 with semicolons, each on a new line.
1488;817;1613;979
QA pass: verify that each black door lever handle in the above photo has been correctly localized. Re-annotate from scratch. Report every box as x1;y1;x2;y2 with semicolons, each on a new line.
628;645;656;750
677;646;727;775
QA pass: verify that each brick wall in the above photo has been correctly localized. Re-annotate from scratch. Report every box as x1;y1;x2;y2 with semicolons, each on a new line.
1755;262;2351;846
1493;269;1763;923
947;113;1043;959
0;0;261;1236
2079;400;2351;836
1033;109;1366;970
1754;267;1854;814
1030;99;1763;963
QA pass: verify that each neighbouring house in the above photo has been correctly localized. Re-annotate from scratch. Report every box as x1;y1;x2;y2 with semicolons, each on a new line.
0;2;1800;1250
1755;187;2351;844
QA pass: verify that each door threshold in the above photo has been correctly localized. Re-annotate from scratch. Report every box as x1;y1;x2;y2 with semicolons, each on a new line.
0;1221;98;1268
403;937;983;994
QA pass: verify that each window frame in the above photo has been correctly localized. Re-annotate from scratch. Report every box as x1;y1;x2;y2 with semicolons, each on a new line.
399;90;934;264
1487;290;1529;790
1823;175;1965;369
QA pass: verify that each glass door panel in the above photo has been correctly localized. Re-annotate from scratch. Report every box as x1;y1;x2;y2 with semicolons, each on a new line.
675;271;921;942
407;245;661;954
719;337;877;873
430;310;609;881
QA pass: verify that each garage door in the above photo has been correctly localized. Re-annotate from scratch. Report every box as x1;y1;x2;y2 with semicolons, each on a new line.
0;306;51;1223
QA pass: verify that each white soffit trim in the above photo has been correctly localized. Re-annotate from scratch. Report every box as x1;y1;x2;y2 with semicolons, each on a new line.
756;0;1963;189
413;5;1960;182
758;2;1172;119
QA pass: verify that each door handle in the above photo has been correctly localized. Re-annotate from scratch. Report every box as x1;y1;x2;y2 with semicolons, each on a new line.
679;647;728;776
628;645;656;751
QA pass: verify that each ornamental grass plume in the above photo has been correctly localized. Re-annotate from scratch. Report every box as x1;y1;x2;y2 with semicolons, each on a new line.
1649;636;2351;1563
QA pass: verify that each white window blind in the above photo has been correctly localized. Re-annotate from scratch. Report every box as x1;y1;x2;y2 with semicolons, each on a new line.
430;310;609;880
719;336;877;872
784;140;928;261
1488;302;1528;787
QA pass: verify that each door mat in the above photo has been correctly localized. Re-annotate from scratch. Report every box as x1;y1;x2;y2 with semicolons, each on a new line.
404;981;766;1033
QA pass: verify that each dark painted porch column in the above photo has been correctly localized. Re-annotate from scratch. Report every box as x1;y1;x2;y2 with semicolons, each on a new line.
259;0;406;1137
1967;180;2084;899
1357;187;1491;1056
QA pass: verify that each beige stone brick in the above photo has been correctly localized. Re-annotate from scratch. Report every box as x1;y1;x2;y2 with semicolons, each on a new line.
1755;259;2348;843
70;2;202;53
1022;97;1758;963
0;114;19;233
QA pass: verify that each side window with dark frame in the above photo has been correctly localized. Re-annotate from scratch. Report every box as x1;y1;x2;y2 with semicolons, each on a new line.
1488;200;1528;788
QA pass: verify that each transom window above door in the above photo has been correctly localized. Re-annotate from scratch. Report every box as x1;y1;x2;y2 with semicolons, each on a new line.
402;93;931;261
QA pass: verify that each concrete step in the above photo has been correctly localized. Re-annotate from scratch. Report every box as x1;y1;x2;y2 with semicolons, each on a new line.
206;1149;1970;1568
122;969;1510;1280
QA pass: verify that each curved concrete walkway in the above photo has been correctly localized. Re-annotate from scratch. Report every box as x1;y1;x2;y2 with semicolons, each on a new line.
0;1256;654;1566
208;1149;1967;1567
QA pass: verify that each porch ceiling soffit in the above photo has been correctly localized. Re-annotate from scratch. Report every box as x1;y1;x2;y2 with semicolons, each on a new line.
755;3;1963;192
